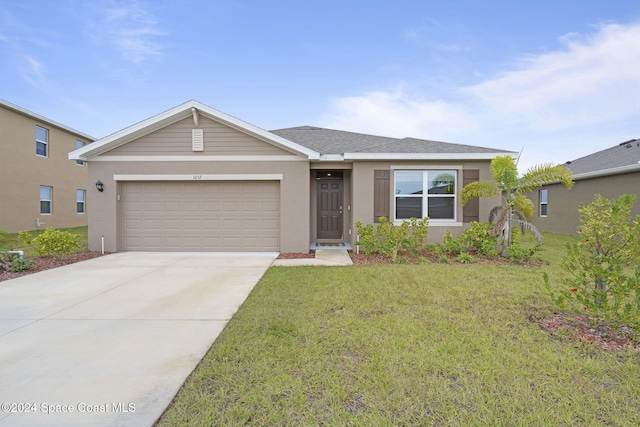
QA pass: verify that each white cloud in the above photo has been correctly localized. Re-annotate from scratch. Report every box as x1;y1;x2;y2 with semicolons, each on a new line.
85;0;166;64
321;22;640;171
22;55;46;87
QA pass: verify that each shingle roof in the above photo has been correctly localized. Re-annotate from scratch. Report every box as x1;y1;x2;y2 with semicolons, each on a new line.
270;126;511;156
565;139;640;175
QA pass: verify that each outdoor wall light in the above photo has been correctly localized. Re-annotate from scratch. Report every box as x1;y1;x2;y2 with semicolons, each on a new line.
95;180;104;192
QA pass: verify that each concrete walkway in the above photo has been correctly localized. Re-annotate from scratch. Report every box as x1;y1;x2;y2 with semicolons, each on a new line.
271;249;353;266
0;252;277;427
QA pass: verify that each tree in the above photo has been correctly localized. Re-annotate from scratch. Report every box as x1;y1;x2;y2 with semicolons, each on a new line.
461;155;573;256
545;194;640;326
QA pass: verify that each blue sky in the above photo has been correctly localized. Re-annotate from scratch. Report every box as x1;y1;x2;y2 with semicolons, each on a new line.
1;0;639;171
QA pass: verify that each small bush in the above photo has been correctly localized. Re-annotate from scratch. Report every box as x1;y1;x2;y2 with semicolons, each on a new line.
458;221;499;256
506;229;539;262
437;231;462;256
355;222;377;255
456;253;476;264
0;253;33;272
19;227;82;256
355;217;429;261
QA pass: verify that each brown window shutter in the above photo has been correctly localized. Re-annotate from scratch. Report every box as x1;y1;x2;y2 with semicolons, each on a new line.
463;169;480;223
374;170;390;222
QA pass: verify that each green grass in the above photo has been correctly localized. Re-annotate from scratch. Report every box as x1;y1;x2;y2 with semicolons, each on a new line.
0;226;88;257
158;232;640;426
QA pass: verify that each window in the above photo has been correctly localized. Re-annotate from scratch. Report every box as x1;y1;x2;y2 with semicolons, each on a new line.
36;126;48;157
40;186;52;214
539;189;548;217
76;189;86;213
395;171;456;220
75;141;85;165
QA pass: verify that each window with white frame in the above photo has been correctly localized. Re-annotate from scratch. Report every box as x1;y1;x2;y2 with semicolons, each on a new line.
36;126;48;157
539;189;548;217
75;141;84;165
76;189;86;213
40;186;52;214
394;170;456;220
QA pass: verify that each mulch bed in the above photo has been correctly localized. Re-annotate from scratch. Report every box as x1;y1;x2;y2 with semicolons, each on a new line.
0;252;106;282
277;251;315;259
539;314;639;352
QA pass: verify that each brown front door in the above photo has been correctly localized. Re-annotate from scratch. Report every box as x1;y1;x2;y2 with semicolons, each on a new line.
317;180;343;239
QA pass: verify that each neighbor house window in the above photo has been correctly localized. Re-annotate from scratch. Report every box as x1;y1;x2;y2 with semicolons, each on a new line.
75;141;84;165
40;186;52;214
76;189;85;213
395;171;456;220
539;189;548;217
36;126;48;157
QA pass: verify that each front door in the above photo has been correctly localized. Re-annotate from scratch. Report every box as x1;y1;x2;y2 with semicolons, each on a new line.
317;179;343;239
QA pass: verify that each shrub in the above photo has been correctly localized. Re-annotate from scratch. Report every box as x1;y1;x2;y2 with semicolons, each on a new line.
458;221;499;256
354;222;377;255
545;194;640;328
0;253;33;272
437;231;462;256
355;217;429;261
19;227;82;256
456;253;476;264
506;229;539;262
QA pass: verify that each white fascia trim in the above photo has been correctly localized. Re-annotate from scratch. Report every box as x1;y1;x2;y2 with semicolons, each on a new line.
572;163;640;181
1;98;96;141
69;100;321;161
114;174;284;181
344;152;516;160
91;155;306;162
542;163;640;185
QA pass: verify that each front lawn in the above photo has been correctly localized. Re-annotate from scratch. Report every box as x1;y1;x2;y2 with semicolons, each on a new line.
158;233;640;426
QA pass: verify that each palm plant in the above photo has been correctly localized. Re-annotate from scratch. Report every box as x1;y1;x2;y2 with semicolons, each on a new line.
461;155;573;256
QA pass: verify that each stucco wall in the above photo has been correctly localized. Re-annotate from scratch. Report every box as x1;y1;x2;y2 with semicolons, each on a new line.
530;171;640;235
350;160;500;245
0;105;89;232
87;160;310;253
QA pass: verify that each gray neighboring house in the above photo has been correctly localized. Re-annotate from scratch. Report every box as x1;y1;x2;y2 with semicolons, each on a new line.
69;100;515;253
531;139;640;235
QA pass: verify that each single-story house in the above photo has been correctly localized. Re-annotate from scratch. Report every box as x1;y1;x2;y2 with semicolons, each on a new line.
0;99;95;232
69;100;515;253
531;139;640;235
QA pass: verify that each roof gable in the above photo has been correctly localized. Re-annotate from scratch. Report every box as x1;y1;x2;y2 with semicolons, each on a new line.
70;100;319;161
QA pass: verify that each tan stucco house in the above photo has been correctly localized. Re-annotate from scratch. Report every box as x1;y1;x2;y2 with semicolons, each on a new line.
531;139;640;235
69;100;515;253
0;99;95;233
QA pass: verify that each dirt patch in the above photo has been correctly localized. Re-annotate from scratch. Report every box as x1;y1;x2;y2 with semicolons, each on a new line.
0;252;107;282
539;314;639;352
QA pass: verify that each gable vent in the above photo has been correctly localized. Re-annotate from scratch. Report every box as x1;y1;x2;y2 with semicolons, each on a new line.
192;129;204;151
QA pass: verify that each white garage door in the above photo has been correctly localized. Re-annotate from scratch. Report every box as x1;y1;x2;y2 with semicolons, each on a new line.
122;181;279;251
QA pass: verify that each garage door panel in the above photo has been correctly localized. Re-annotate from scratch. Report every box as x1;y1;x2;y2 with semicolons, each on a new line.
122;181;279;251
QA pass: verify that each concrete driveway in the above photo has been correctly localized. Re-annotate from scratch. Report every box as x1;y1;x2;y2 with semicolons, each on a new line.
0;252;277;427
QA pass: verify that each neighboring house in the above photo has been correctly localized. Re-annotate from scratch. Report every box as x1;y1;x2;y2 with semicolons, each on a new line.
531;139;640;235
0;99;95;233
69;100;515;253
